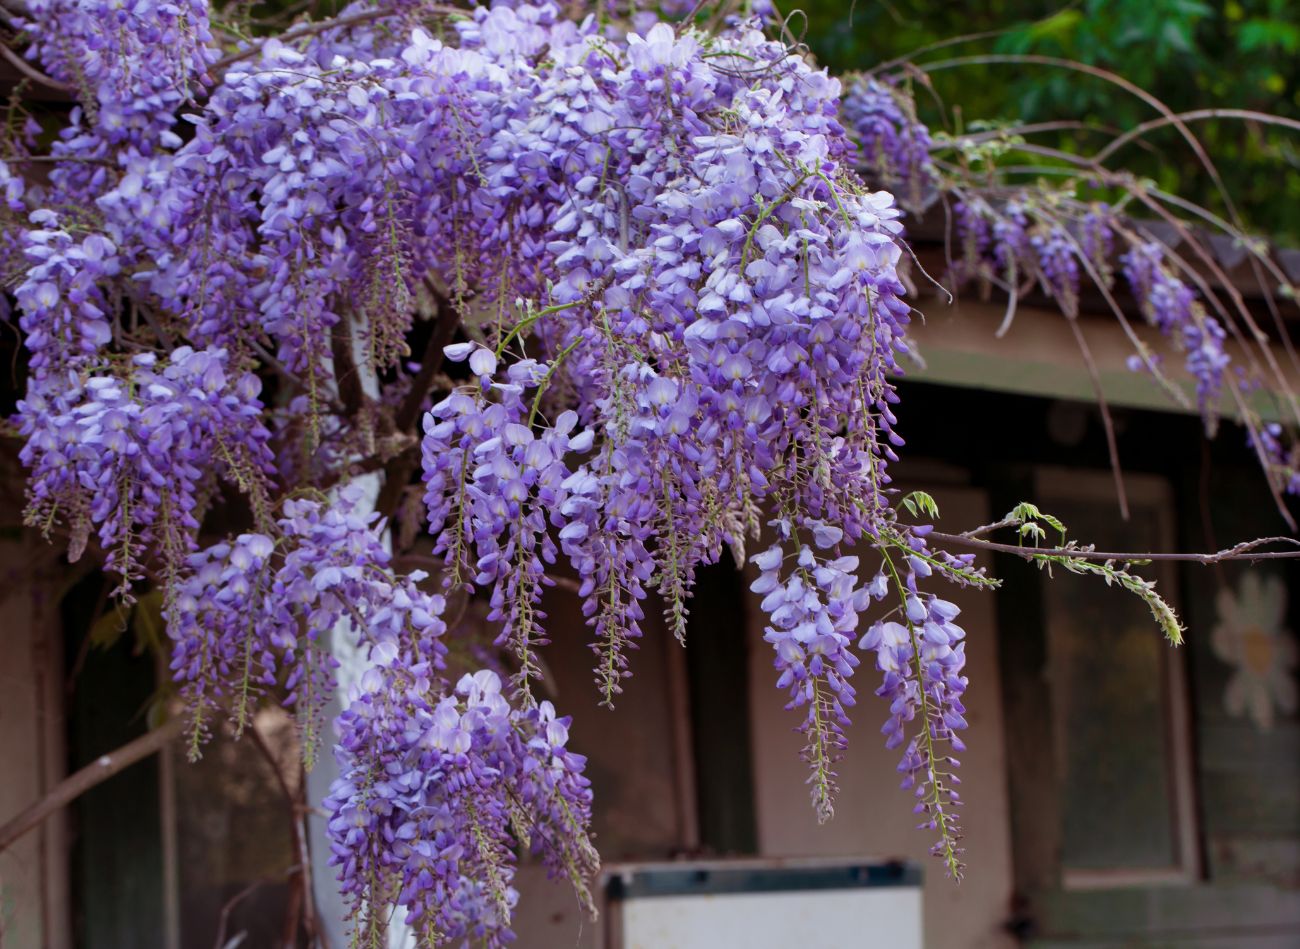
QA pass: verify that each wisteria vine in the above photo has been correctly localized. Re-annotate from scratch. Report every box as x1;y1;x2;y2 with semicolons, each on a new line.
3;0;1297;942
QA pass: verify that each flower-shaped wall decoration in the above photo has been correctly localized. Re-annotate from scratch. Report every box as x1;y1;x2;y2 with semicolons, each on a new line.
1211;573;1298;730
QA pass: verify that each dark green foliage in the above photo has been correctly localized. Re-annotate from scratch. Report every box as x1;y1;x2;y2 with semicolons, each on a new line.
795;0;1300;241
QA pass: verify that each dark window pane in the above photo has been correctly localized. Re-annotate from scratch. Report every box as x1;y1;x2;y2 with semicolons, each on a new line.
1038;479;1187;876
176;709;301;947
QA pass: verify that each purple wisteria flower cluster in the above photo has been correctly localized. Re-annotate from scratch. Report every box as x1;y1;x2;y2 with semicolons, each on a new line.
1122;241;1230;428
751;533;864;822
842;76;935;211
19;345;271;590
2;0;983;918
326;668;596;946
21;0;216;139
169;485;594;944
947;192;1245;437
422;345;595;697
858;527;975;879
408;13;937;834
169;486;446;759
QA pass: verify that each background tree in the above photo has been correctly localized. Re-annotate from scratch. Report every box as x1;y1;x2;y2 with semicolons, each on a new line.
802;0;1300;241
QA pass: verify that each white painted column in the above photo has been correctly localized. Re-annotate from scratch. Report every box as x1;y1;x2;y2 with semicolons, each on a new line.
307;318;415;949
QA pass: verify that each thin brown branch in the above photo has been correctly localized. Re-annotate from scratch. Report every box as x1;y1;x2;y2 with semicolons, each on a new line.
247;722;297;826
867;28;1011;78
213;865;299;949
1126;195;1300;428
330;314;369;419
1065;314;1130;520
918;54;1245;236
296;762;320;946
248;338;347;416
0;716;183;854
953;119;1127;145
930;530;1300;565
396;288;459;435
0;42;72;94
1096;108;1300;165
247;723;315;946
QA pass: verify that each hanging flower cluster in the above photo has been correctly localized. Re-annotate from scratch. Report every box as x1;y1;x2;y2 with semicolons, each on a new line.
326;668;596;947
1122;241;1230;426
20;0;215;136
751;535;864;823
843;76;935;211
408;15;934;839
169;486;594;944
169;487;446;759
19;346;272;588
857;528;975;879
422;347;596;696
943;193;1251;432
15;212;120;381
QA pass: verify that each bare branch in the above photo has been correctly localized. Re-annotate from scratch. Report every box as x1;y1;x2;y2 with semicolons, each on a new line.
0;42;72;94
375;288;460;518
0;717;183;854
1064;314;1130;520
1096;108;1300;165
929;530;1300;565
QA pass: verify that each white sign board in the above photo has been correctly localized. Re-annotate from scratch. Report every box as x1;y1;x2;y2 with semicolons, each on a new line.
603;859;922;949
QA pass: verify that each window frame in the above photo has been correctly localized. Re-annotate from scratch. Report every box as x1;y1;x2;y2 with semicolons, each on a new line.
1033;467;1202;889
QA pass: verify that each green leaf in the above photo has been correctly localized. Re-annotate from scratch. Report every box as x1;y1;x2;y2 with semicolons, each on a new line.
1027;8;1083;43
900;490;940;520
134;588;167;658
1032;552;1185;647
89;602;133;651
1006;501;1067;543
1239;18;1300;53
1161;20;1193;54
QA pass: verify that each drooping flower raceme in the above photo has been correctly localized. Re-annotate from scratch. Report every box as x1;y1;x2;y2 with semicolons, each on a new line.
751;534;865;822
19;346;272;589
1123;241;1230;428
169;487;444;761
326;668;596;947
843;75;934;210
858;530;972;878
410;17;923;811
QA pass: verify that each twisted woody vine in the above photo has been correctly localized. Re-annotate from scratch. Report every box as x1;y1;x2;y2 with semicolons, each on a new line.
2;0;1299;944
